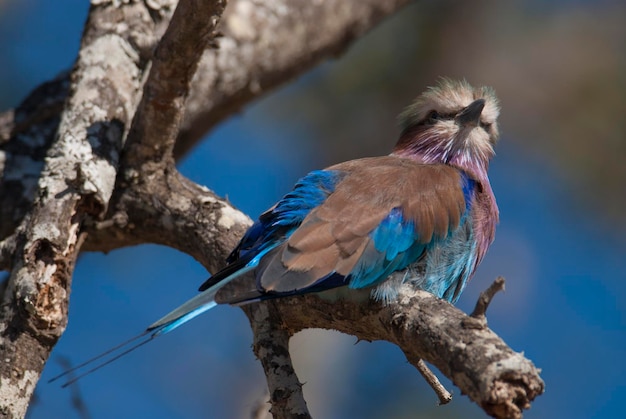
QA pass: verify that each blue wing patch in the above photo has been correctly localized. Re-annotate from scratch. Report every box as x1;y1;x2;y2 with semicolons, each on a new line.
199;170;342;291
348;171;477;303
347;207;426;290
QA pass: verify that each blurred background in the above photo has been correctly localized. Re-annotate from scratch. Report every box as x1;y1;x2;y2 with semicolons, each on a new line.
1;0;625;418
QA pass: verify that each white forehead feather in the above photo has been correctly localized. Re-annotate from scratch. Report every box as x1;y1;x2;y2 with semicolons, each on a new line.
400;78;500;129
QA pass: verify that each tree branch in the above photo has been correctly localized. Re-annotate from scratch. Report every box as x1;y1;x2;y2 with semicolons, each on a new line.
247;287;544;419
0;1;168;415
0;1;545;417
471;276;506;320
175;0;413;158
414;359;453;405
76;0;415;266
96;0;243;273
123;0;227;167
244;303;311;419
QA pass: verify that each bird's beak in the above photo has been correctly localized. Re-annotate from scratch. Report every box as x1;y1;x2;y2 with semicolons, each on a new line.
456;99;485;128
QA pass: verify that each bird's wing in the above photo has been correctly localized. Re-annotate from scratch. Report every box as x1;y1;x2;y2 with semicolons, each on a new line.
198;169;343;292
213;156;473;303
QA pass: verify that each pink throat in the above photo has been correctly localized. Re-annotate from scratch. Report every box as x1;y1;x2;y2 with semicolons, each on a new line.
391;147;490;186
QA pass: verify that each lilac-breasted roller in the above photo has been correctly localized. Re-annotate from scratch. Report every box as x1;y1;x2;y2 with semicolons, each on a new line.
54;79;499;384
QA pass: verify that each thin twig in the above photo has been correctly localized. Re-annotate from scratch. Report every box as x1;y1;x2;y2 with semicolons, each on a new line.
470;276;506;319
55;356;92;419
416;359;453;405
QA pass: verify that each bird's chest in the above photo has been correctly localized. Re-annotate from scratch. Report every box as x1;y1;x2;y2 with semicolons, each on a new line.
372;216;477;303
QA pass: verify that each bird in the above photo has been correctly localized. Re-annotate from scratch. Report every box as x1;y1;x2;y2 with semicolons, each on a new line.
51;78;499;386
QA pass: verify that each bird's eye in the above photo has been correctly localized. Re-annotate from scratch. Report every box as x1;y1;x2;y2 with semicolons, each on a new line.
428;110;441;122
480;121;492;131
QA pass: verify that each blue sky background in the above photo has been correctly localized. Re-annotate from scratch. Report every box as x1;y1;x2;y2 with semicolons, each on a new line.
1;1;625;418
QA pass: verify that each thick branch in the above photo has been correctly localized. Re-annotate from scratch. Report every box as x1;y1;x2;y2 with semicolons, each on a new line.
124;0;227;167
176;0;412;157
249;287;544;419
91;0;240;274
0;1;166;416
88;169;250;274
244;303;311;419
0;75;69;244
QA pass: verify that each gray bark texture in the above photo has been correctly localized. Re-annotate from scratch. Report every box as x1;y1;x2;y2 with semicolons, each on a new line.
0;0;544;418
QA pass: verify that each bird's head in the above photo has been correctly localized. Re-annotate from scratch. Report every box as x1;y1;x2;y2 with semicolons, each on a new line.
393;79;500;178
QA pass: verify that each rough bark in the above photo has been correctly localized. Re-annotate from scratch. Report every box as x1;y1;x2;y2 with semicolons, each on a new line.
0;0;544;418
0;1;156;415
243;284;543;419
0;0;212;416
176;0;416;158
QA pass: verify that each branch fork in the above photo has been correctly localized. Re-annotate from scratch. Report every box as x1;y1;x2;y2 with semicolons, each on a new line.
0;1;544;418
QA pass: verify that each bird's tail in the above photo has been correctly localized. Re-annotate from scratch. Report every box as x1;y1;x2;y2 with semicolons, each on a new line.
48;264;255;387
